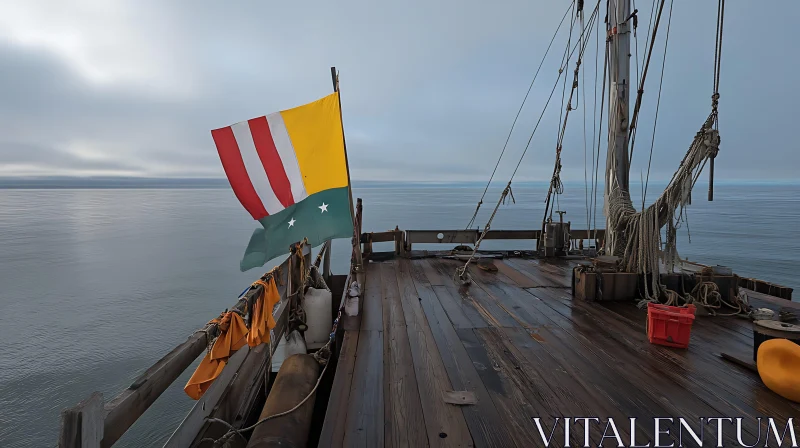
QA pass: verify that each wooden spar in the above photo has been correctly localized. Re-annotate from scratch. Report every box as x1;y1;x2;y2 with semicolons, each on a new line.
246;354;320;447
59;245;310;448
330;66;363;273
323;239;332;281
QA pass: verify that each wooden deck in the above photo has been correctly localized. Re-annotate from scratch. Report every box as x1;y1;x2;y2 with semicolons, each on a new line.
320;256;800;447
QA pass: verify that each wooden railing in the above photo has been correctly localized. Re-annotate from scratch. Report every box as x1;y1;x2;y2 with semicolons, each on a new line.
59;243;311;448
360;228;605;256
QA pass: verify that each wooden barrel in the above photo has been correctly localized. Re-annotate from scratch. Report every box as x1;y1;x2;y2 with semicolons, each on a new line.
753;320;800;362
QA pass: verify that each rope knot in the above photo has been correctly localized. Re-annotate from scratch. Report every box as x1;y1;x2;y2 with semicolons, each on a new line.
501;184;515;205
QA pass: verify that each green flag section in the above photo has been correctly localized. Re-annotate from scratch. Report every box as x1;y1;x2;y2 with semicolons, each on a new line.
240;186;353;271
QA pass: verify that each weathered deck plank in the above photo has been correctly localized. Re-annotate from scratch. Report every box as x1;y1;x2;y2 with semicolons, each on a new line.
343;262;384;447
380;262;429;448
361;262;384;331
466;266;658;443
425;259;490;329
506;258;572;287
417;261;478;329
395;259;474;447
454;328;550;447
429;259;519;328
411;260;516;447
525;287;766;443
499;257;563;287
332;256;798;447
586;293;800;418
492;260;538;288
319;329;360;448
343;330;384;447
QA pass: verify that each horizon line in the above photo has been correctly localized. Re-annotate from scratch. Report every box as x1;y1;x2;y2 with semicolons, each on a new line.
0;176;796;189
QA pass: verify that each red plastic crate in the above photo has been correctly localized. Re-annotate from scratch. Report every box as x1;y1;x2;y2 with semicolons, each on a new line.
646;303;697;348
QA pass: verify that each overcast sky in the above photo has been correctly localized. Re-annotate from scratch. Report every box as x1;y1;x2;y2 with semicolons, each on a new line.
0;0;797;182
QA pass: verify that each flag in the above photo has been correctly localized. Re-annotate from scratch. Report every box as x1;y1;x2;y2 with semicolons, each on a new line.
212;92;354;271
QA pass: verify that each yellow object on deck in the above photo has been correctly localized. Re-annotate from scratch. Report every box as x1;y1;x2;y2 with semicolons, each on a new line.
247;278;281;347
757;338;800;403
184;311;248;400
184;276;281;399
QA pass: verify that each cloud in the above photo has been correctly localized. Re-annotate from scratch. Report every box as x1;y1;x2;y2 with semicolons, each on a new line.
0;0;797;181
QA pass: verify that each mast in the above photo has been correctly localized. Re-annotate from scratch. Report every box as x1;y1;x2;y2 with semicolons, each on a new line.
330;67;364;272
604;0;632;254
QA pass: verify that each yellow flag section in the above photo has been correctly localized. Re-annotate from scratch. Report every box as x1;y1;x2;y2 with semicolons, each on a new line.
184;276;281;400
280;92;349;195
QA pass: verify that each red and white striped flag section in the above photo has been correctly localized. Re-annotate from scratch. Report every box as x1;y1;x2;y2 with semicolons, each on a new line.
212;92;353;271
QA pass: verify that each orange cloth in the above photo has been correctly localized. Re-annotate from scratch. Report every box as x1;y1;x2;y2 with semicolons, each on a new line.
247;278;281;347
184;312;249;400
757;338;800;403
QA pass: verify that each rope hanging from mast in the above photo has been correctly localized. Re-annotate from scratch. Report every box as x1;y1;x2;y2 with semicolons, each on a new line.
605;0;726;305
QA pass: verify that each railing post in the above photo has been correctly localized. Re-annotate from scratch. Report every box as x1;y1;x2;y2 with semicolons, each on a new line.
393;226;402;256
353;198;364;271
59;392;103;448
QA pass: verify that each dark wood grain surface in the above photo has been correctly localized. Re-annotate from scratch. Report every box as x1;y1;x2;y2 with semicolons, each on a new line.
323;256;798;447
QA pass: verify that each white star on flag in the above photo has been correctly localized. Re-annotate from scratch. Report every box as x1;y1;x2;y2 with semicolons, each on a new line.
319;202;329;213
288;218;296;228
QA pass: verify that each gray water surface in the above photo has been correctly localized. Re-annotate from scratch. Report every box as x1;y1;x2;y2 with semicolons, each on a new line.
0;182;796;447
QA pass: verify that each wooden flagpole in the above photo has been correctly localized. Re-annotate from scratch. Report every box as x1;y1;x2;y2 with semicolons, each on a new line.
330;67;363;271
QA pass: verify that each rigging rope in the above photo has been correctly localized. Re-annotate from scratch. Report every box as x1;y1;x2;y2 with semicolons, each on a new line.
457;2;601;284
708;0;725;200
627;0;668;165
589;5;607;243
608;112;720;304
603;0;728;308
642;0;674;207
582;7;590;234
464;2;573;230
543;2;601;227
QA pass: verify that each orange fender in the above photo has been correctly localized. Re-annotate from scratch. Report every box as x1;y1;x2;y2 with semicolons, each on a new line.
757;338;800;403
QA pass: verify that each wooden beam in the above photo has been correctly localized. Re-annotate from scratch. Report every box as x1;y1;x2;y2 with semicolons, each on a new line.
360;230;398;243
569;229;605;241
745;288;800;311
405;230;478;245
402;229;602;245
739;277;793;301
483;229;540;239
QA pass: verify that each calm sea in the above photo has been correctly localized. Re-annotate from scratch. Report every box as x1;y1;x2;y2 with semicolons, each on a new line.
0;182;797;447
